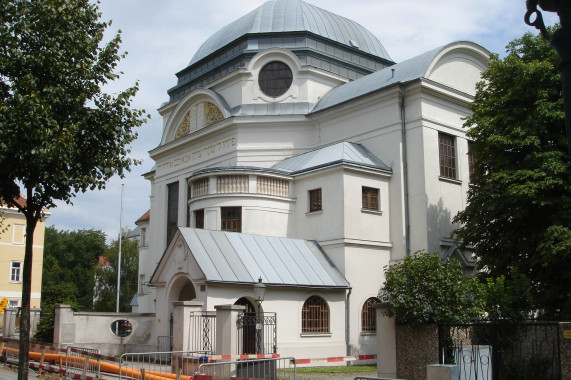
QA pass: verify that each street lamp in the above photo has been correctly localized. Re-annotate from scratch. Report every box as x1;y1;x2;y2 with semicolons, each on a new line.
525;0;571;160
253;277;266;354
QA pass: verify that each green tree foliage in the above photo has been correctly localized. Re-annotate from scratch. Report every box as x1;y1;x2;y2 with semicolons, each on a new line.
483;271;533;322
34;227;106;342
379;251;484;326
0;0;146;376
453;28;571;318
93;234;139;312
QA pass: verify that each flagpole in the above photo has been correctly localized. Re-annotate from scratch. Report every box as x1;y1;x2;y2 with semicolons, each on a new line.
116;183;124;313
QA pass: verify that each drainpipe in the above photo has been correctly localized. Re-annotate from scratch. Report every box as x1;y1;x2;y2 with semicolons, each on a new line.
345;287;352;356
400;84;411;256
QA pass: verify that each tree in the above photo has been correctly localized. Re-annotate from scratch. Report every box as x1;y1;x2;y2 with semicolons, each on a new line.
34;227;107;342
453;28;571;318
92;234;139;312
379;251;484;326
0;1;147;377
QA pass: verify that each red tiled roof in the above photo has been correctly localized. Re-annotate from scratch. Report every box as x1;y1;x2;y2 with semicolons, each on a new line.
136;209;150;224
0;195;27;209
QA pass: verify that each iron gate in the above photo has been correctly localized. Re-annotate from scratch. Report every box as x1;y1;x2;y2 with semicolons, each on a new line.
237;312;277;355
439;321;561;380
188;311;216;352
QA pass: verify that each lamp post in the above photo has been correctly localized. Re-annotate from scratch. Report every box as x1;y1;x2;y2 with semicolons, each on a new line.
525;0;571;160
253;277;266;354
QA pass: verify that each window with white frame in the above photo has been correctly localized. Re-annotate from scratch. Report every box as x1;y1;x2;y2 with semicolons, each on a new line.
438;132;457;179
10;261;22;282
8;299;19;308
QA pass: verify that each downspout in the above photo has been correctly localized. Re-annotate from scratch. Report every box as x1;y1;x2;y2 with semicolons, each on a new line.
345;287;352;356
400;84;411;256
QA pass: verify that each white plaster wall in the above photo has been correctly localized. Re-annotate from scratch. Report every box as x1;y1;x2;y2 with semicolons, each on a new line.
205;285;348;358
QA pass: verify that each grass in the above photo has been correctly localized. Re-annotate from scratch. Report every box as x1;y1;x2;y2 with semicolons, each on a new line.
280;365;376;374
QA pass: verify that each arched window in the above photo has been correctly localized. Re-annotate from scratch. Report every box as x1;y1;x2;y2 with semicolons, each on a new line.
302;296;329;333
361;297;380;333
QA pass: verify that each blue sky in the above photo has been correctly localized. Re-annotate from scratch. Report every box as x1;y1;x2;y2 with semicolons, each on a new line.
45;0;559;240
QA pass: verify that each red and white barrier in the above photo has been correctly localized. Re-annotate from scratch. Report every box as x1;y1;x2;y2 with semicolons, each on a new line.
208;353;280;361
292;354;377;364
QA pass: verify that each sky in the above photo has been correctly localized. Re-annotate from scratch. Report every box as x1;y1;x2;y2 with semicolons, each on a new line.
45;0;560;240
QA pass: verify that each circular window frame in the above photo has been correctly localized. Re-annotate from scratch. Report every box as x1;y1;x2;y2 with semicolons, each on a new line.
258;61;293;98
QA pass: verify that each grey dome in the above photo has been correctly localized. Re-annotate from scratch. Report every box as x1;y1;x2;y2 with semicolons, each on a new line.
189;0;392;66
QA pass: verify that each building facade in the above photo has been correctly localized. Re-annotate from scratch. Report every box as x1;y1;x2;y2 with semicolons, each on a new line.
0;196;48;310
137;0;489;358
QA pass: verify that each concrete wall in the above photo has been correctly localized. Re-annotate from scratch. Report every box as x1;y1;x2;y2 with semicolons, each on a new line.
53;305;156;356
2;307;41;338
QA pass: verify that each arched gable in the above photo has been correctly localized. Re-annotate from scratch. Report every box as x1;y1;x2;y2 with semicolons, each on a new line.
161;89;232;145
425;42;489;96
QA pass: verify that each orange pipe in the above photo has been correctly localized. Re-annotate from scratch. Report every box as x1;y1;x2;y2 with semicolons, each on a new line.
2;347;193;380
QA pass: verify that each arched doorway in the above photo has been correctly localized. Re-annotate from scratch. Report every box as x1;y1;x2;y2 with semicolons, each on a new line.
234;297;256;354
166;276;197;350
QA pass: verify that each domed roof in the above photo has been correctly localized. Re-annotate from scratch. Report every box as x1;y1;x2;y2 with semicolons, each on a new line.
189;0;392;66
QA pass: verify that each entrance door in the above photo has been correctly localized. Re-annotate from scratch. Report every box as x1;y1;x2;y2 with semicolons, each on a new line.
234;297;256;354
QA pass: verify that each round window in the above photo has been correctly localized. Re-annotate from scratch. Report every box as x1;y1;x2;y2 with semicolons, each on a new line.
111;319;133;337
258;61;293;98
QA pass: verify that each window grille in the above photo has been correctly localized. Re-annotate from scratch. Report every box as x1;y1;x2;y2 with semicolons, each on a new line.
217;175;249;193
439;133;456;178
309;188;322;212
221;207;241;232
302;296;329;333
362;187;379;210
362;297;380;332
192;178;209;197
257;176;289;197
258;61;293;97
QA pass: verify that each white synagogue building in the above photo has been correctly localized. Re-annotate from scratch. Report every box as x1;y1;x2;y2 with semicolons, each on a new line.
134;0;489;359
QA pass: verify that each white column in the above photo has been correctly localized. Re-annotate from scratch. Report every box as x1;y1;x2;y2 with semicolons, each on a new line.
375;303;397;379
214;304;245;356
172;301;204;352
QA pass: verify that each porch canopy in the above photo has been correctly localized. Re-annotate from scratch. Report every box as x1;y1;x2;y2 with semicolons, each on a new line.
151;227;350;288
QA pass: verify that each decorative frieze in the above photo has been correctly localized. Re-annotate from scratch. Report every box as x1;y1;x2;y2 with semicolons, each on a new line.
175;111;191;139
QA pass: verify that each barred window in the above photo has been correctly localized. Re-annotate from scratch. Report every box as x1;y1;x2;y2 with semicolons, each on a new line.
166;181;179;245
309;188;322;212
439;133;456;179
258;61;293;97
362;187;379;210
221;207;241;232
467;141;475;180
361;297;380;333
302;296;329;333
195;209;204;229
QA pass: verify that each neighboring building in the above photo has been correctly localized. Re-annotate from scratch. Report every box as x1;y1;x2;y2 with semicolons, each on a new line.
132;210;151;312
0;196;49;310
138;0;488;358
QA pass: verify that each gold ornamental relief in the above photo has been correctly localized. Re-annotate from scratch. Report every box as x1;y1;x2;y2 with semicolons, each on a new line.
204;102;224;126
175;111;191;139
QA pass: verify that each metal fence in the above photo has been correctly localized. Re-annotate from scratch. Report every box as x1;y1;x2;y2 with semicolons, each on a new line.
65;346;101;379
157;336;172;352
197;357;295;380
439;321;561;380
119;350;211;380
236;312;276;355
188;311;216;352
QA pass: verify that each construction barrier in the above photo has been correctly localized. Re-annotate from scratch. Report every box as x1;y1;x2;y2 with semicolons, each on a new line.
119;350;211;380
292;354;377;365
197;357;295;380
66;346;101;380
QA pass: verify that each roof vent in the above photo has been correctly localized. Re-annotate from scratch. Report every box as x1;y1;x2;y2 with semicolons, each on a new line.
349;39;360;49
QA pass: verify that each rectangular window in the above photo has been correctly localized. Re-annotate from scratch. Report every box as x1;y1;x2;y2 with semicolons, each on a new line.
468;141;475;180
195;209;204;229
191;178;209;197
217;175;248;193
139;274;146;295
439;133;456;179
140;227;147;247
221;207;241;232
10;261;21;283
309;188;322;212
8;300;19;308
362;187;380;210
166;181;179;245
